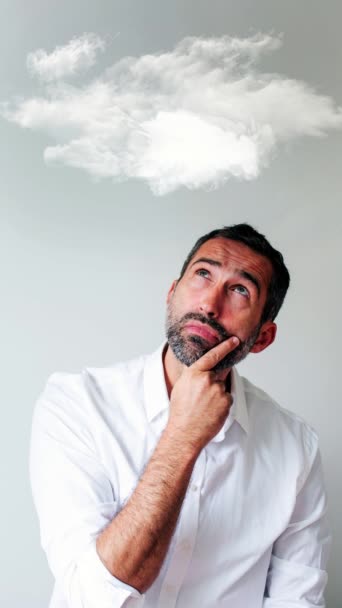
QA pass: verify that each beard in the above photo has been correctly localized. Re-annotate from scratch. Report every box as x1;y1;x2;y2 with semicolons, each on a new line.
165;304;262;373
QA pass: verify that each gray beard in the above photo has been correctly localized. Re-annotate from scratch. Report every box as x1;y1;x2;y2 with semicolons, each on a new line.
165;307;261;373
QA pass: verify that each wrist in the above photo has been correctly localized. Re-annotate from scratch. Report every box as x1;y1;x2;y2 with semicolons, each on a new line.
162;423;203;462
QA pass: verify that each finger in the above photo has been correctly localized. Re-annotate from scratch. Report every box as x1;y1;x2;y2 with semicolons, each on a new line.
210;369;230;383
211;376;228;391
192;336;240;372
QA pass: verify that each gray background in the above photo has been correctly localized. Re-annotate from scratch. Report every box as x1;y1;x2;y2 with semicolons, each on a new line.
1;1;341;606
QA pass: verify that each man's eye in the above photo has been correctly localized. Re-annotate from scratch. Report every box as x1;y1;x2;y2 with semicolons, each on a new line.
233;285;249;297
196;269;210;277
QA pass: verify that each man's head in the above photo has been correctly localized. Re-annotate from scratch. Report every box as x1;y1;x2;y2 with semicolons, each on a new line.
165;223;290;373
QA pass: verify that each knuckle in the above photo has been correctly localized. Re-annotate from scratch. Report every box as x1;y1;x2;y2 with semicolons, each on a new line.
203;374;212;388
211;352;220;365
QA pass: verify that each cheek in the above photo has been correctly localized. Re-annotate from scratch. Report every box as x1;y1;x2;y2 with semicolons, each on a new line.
221;310;258;340
167;293;187;319
171;286;196;309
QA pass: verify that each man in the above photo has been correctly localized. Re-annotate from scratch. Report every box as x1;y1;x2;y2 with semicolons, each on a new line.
30;223;331;608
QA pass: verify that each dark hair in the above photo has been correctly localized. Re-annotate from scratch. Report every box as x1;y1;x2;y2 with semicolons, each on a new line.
178;223;290;324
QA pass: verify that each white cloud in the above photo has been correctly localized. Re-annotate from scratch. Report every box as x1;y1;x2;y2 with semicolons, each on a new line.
2;33;342;194
26;33;105;81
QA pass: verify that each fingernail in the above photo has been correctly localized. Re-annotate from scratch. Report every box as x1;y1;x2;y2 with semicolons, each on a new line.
232;337;239;345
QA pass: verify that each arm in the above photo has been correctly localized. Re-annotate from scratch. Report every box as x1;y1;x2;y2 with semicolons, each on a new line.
96;426;198;592
29;374;145;608
96;336;240;592
263;439;332;607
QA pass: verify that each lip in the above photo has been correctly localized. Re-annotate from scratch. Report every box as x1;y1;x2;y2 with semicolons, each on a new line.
184;322;219;344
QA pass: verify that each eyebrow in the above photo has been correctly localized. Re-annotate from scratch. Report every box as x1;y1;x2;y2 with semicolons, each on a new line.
190;257;261;297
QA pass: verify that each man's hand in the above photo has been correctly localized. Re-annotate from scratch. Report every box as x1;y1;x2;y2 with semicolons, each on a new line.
166;336;240;452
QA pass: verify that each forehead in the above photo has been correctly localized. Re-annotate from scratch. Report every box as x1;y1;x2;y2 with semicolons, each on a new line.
189;237;273;290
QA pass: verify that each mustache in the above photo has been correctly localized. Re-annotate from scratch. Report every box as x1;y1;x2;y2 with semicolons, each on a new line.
181;312;231;341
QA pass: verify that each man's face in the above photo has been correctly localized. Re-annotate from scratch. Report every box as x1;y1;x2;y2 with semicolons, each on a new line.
165;237;276;372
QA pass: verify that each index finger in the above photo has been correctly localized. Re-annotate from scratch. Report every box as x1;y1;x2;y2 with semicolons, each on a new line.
192;336;240;372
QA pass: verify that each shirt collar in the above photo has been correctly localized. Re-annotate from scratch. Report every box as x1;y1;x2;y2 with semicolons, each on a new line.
143;341;249;441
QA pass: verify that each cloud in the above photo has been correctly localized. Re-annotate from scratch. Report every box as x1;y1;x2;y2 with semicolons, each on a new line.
2;32;342;194
26;33;105;81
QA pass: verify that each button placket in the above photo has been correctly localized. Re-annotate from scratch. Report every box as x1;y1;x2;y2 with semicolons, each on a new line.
157;449;207;607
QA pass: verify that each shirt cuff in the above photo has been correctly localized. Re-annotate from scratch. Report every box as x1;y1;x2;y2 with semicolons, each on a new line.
264;554;328;607
74;539;145;607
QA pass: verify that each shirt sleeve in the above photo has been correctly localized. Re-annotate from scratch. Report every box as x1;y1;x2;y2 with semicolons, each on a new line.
263;434;332;607
29;373;145;608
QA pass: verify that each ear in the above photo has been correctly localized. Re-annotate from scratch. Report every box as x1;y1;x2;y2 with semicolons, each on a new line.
249;321;277;354
166;279;178;304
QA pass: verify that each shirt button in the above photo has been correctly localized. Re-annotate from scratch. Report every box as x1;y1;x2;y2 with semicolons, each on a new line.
192;484;198;492
180;539;192;551
164;583;175;593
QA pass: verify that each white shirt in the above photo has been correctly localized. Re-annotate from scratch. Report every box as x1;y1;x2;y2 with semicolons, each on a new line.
29;341;332;608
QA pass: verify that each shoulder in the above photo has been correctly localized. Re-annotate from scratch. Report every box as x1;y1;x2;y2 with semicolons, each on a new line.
240;374;319;484
242;375;318;440
34;351;148;428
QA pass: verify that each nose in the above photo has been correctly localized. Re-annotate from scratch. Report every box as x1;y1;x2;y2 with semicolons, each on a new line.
199;288;222;318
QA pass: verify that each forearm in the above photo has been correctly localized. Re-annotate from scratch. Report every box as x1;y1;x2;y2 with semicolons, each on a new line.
96;425;199;593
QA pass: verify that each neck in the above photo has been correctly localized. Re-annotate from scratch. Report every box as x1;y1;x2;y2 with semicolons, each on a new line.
162;342;232;399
